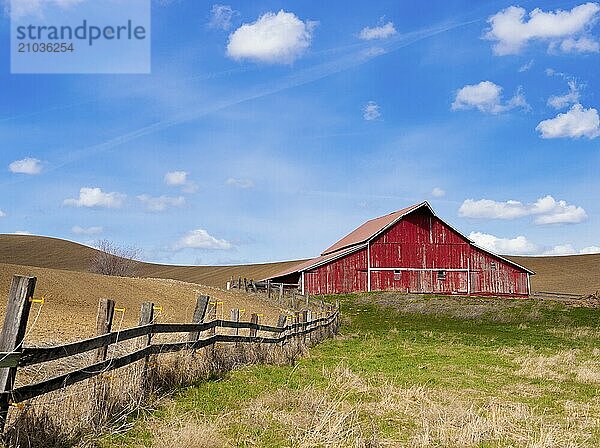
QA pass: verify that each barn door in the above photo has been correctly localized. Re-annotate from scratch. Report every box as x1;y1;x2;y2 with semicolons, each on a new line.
470;271;481;294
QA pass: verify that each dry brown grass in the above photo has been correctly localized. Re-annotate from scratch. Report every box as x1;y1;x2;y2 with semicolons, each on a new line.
149;416;225;448
513;349;600;385
2;333;322;448
145;363;598;448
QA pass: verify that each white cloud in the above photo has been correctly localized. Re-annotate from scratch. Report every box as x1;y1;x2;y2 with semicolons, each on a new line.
226;10;317;64
363;101;381;120
7;0;84;19
579;245;600;254
431;187;446;198
359;21;397;40
484;3;600;55
451;81;529;114
9;157;42;175
225;178;254;189
208;4;238;31
543;244;577;255
137;194;185;212
469;231;538;255
471;231;599;256
164;170;188;186
518;59;534;72
559;36;600;53
64;187;126;208
459;195;587;225
71;225;103;235
164;171;198;193
173;229;232;250
0;210;5;217
536;103;600;139
12;230;32;235
547;80;580;109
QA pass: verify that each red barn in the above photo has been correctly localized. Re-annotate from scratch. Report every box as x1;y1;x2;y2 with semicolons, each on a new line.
266;202;533;297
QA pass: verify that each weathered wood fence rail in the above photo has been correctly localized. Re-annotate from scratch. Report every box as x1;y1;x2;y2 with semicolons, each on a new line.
0;275;340;432
227;276;330;310
531;291;591;300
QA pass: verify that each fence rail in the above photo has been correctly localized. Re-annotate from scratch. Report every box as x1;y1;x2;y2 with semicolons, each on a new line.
0;275;340;433
531;291;588;300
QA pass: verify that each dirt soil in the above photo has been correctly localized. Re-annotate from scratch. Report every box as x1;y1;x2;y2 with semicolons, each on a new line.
0;263;284;344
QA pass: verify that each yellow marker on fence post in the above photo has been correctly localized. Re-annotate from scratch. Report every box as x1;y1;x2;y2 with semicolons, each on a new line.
114;307;126;313
29;297;45;305
153;306;163;312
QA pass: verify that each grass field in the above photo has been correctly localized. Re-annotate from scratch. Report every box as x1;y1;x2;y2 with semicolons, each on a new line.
99;292;600;447
1;234;599;294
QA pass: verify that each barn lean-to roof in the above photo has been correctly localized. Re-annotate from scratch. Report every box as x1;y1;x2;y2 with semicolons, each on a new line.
265;201;534;280
265;244;367;280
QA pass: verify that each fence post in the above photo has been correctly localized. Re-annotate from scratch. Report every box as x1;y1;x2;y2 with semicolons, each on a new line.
206;301;217;337
188;295;209;345
300;310;308;344
0;275;36;433
249;313;259;339
244;278;248;292
94;298;115;362
238;277;242;289
279;283;283;303
293;312;300;346
230;309;240;336
276;314;287;347
138;301;154;394
267;280;271;299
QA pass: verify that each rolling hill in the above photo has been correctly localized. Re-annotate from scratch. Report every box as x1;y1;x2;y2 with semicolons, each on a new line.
0;234;302;288
0;234;599;294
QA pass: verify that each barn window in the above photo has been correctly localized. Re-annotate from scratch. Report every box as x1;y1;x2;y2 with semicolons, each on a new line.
437;270;446;281
394;270;401;281
490;262;497;270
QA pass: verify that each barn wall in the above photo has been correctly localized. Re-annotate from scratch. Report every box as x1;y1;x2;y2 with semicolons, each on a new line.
304;248;367;295
369;208;529;296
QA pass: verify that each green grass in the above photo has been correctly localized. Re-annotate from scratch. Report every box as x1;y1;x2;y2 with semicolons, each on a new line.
99;293;600;447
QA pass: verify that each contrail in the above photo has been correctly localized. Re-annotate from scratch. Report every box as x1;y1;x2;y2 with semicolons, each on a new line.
3;17;481;183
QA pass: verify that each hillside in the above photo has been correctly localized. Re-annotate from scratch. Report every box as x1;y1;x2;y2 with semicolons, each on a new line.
507;254;600;295
0;262;284;343
0;234;301;289
0;234;599;295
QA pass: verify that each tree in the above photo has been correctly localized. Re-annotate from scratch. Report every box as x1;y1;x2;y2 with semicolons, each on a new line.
90;240;140;277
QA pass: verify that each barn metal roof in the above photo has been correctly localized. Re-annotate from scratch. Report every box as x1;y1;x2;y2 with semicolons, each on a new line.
321;202;429;255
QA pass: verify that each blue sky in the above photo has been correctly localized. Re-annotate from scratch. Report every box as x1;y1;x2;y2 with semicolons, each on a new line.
0;0;599;265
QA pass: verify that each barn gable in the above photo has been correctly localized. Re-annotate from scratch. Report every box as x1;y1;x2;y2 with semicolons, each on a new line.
266;201;533;297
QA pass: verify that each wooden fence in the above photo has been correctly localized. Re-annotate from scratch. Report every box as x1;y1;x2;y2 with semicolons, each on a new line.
531;291;591;301
0;275;340;432
227;276;327;310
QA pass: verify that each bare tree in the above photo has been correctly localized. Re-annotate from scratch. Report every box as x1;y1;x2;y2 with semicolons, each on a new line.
90;239;140;277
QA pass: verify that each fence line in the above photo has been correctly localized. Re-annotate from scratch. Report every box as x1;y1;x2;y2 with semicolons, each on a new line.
0;275;340;433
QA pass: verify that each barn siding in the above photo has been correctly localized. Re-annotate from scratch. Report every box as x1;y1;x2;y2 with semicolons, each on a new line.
370;208;529;296
304;248;367;295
